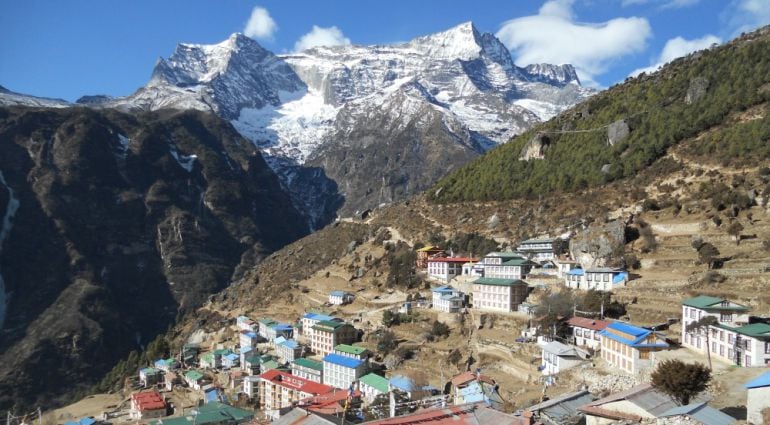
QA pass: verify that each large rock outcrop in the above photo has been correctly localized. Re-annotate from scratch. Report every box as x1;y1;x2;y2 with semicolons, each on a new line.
569;220;626;268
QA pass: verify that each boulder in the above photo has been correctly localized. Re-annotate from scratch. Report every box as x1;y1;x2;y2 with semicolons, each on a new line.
519;133;550;160
570;220;626;268
607;120;630;146
685;76;709;104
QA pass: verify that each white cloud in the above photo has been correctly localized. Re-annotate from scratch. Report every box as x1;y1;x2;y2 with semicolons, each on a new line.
244;6;277;40
724;0;770;36
621;0;700;8
496;0;652;86
629;34;721;77
293;25;351;52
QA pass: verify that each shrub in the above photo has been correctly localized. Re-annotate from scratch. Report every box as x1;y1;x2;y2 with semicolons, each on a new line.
651;360;711;405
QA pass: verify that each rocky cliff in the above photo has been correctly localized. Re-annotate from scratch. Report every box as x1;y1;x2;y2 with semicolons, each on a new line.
0;106;307;409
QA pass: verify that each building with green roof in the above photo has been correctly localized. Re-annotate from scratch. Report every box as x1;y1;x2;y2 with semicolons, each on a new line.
478;251;535;281
359;373;389;402
291;358;323;383
310;321;357;356
682;294;767;367
334;344;370;360
472;277;529;313
150;402;253;425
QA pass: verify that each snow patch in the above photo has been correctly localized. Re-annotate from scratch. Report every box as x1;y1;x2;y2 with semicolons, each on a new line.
513;98;562;121
169;146;197;172
0;171;20;330
231;89;338;165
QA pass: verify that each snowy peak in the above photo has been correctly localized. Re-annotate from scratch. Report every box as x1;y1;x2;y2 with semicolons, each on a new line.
408;21;484;61
150;33;269;86
126;33;305;119
524;64;581;86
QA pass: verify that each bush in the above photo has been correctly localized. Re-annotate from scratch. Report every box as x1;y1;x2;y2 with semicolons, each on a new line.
651;360;711;405
431;320;451;338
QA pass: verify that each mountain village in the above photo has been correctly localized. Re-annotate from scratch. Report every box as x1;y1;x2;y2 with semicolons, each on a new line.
39;209;770;425
3;4;770;425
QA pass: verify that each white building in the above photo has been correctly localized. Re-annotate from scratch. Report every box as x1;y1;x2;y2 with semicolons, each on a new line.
239;330;258;348
680;295;769;366
598;322;669;374
322;353;367;390
292;358;324;383
564;268;628;291
300;312;337;339
517;238;558;262
427;257;476;282
237;315;256;332
541;341;588;375
431;285;464;313
475;252;536;280
553;257;579;278
567;317;610;350
472;277;528;313
746;371;770;425
329;290;354;305
243;375;260;398
276;339;303;363
359;373;390;403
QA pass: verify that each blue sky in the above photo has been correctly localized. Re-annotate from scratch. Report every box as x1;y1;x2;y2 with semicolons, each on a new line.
1;0;769;101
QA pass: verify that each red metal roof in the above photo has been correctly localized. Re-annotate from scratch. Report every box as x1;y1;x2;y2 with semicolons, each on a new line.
131;390;166;411
567;317;610;331
259;369;334;396
427;257;478;263
301;389;363;415
450;371;495;388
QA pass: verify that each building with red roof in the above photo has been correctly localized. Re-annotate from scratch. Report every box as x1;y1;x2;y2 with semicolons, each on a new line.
130;390;166;420
257;369;335;420
566;317;610;350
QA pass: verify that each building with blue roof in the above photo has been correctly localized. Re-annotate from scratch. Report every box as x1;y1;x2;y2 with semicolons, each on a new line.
599;322;669;374
454;380;504;411
276;338;303;363
746;370;770;424
222;353;240;369
431;285;464;313
388;375;437;400
564;267;628;291
322;353;367;390
329;290;354;305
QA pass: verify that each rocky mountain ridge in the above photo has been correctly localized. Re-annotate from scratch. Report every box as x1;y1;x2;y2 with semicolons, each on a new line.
0;106;308;409
67;22;593;227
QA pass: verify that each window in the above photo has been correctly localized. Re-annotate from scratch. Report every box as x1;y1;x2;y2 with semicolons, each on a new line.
728;348;734;359
729;334;735;344
603;274;609;282
745;340;751;352
720;331;725;341
721;313;732;322
746;355;752;366
720;345;724;356
712;341;716;353
766;342;770;354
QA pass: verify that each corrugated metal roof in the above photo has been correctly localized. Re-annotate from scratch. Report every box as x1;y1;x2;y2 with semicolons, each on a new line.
745;370;770;388
322;353;363;368
659;402;736;425
527;390;593;425
473;277;526;286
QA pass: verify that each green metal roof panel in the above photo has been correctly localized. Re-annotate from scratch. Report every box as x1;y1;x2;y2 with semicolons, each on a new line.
293;358;323;371
717;322;770;338
335;344;368;355
360;373;390;393
184;370;204;381
682;295;748;311
473;277;527;286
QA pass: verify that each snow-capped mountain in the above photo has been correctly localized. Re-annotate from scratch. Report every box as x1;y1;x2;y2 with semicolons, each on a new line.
0;85;70;108
101;22;595;226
